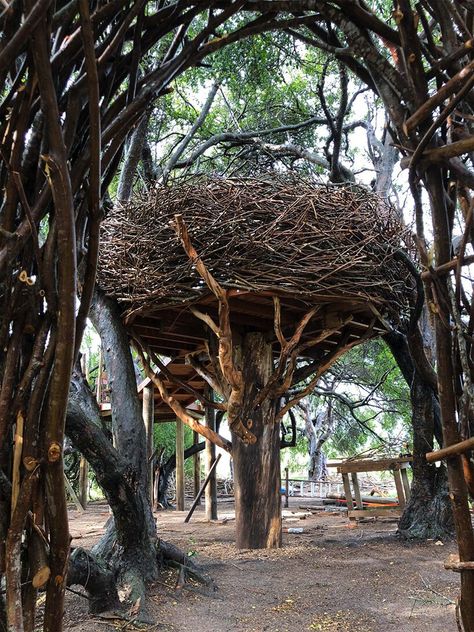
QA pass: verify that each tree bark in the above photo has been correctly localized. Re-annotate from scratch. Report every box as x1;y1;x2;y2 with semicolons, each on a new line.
233;332;281;549
398;376;454;539
386;330;454;538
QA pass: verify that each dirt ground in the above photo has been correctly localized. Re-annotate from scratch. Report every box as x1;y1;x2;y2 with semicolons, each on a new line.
63;498;461;632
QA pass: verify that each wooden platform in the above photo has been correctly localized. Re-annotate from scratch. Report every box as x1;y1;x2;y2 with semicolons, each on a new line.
98;355;205;422
126;290;388;363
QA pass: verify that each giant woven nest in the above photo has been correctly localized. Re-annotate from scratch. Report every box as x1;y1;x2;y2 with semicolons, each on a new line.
98;177;414;322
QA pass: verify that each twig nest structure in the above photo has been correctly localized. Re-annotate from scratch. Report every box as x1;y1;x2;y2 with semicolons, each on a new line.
98;177;413;322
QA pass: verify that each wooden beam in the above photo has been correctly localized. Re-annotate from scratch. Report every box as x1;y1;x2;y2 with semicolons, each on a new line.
143;384;155;503
193;430;201;503
348;508;402;519
64;474;84;513
184;453;221;523
400;468;411;502
393;469;406;509
335;457;412;474
176;416;185;511
341;474;354;511
445;554;474;572
78;456;88;510
351;472;363;509
426;437;474;463
205;392;218;521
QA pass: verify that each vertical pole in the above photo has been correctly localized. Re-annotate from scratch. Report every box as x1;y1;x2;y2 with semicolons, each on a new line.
143;384;154;503
96;349;103;403
342;473;354;510
284;467;289;509
78;457;88;509
193;431;201;504
176;416;185;511
351;472;363;509
205;390;218;521
393;468;406;509
400;466;411;501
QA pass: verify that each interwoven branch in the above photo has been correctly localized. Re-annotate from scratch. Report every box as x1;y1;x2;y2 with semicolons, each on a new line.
98;177;413;321
172;213;256;445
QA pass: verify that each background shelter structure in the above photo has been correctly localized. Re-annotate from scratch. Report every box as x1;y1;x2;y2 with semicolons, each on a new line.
98;177;414;549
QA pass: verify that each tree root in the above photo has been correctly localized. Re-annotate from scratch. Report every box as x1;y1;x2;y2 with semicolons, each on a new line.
66;537;217;621
68;547;119;614
158;539;216;593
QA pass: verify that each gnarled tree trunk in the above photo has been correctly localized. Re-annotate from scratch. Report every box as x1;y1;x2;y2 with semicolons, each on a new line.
233;332;281;549
398;376;454;540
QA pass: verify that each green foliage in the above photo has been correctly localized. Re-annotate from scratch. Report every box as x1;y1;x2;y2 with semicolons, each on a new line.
153;422;195;475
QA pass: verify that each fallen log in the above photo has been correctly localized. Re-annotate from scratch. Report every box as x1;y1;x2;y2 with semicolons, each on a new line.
325;493;398;505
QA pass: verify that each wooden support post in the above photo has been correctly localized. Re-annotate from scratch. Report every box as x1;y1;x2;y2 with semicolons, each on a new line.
342;473;354;511
143;384;155;503
64;474;84;513
176;416;185;511
205;391;218;521
351;472;363;509
284;467;289;509
193;431;201;504
78;457;88;510
393;469;406;509
400;467;411;502
185;454;221;523
96;349;103;403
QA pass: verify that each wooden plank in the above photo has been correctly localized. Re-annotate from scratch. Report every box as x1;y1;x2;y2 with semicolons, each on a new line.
175;416;185;511
336;457;412;474
348;508;402;519
341;474;354;511
400;468;411;502
426;436;474;463
393;469;406;509
351;472;363;509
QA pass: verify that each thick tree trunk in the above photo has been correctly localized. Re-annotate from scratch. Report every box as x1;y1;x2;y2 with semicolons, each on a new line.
155;441;205;508
386;331;454;538
233;333;281;549
398;376;454;539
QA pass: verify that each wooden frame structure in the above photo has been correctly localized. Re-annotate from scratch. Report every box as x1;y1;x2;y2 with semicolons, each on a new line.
95;356;210;513
330;456;413;520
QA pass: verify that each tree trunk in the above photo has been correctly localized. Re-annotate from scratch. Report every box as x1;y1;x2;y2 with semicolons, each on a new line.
398;376;454;539
233;333;281;549
386;331;454;538
155;441;205;508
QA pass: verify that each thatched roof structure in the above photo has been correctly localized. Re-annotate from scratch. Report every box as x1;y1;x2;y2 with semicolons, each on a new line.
98;177;413;323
